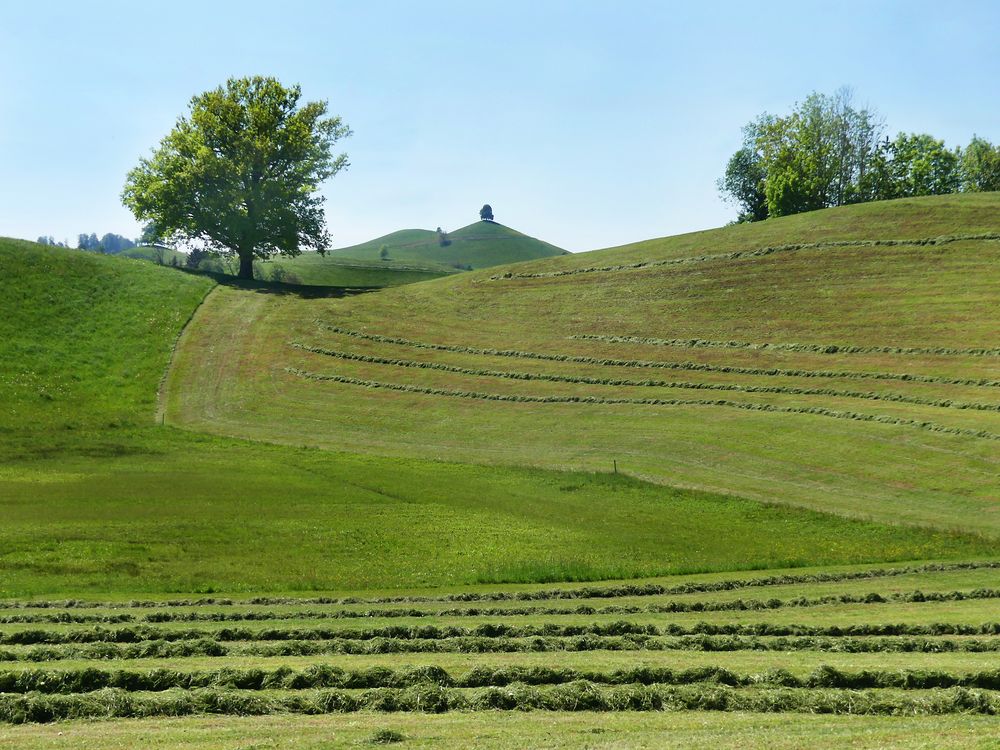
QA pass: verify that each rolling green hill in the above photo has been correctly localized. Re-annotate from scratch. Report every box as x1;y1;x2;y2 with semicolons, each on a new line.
261;252;454;286
329;220;568;269
4;204;1000;745
165;193;1000;537
2;231;990;597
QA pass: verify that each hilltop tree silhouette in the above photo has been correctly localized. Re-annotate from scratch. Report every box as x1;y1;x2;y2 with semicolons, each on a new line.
479;204;494;221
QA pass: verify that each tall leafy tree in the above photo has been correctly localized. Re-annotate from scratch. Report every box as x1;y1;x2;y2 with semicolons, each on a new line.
122;76;351;279
961;135;1000;192
717;116;770;222
885;133;962;198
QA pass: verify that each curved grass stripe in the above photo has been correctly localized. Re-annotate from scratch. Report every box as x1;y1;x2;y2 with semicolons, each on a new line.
571;334;1000;358
316;324;1000;389
2;683;998;723
287;369;1000;443
485;233;1000;281
291;343;1000;413
8;588;997;625
6;635;1000;662
3;664;999;695
4;562;997;610
5;621;1000;647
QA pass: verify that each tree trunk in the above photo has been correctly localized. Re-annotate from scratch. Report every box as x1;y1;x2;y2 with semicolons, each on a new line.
237;252;254;280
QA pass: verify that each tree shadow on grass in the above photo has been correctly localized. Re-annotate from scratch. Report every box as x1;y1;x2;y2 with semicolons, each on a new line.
176;267;380;299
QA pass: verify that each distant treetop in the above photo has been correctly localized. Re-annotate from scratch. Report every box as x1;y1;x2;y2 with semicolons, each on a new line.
479;204;494;221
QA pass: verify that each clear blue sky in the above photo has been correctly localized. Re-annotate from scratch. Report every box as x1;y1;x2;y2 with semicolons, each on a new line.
2;1;998;252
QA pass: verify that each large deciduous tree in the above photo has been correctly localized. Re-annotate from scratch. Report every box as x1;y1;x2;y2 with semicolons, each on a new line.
961;135;1000;192
122;76;350;279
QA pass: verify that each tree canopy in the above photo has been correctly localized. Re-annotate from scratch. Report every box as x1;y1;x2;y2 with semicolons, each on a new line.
718;88;990;222
479;204;494;221
122;76;350;279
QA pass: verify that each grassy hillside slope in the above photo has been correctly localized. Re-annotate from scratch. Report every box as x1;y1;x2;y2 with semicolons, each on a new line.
329;221;568;269
2;237;991;598
0;239;215;455
165;194;1000;535
261;252;453;286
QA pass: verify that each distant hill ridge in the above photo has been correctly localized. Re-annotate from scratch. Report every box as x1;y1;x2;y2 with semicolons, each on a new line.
330;220;568;269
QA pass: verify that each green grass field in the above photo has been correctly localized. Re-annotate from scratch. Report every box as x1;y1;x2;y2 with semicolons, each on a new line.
3;194;1000;746
327;220;568;269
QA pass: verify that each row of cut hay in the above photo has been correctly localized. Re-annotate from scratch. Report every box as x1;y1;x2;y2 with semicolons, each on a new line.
287;370;1000;443
7;588;1000;625
291;344;1000;413
315;325;1000;388
485;233;1000;281
3;683;999;723
7;620;1000;647
4;561;996;609
570;334;1000;358
7;634;1000;663
3;664;1000;694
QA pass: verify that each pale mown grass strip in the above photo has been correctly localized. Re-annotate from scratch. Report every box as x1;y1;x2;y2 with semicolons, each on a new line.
291;344;1000;412
7;588;997;625
287;369;1000;442
4;711;1000;750
485;233;1000;281
316;324;1000;388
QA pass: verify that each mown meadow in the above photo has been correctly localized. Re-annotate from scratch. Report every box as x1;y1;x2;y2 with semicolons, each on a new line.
2;193;999;747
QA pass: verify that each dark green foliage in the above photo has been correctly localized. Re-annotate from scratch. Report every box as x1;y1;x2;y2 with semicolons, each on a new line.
962;136;1000;192
719;89;981;220
480;204;494;221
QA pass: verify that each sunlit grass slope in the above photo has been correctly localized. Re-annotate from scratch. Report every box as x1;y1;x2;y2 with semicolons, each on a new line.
329;220;568;269
2;237;992;598
0;238;215;456
165;194;1000;535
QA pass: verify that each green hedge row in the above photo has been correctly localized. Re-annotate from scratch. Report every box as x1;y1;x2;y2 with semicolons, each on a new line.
316;324;1000;388
2;683;998;723
5;634;1000;663
6;620;1000;647
6;588;997;626
3;663;999;695
571;333;1000;358
287;369;1000;443
486;232;1000;281
291;343;1000;413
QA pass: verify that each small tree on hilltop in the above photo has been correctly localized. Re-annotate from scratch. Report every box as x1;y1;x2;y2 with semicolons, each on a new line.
479;204;494;221
122;76;351;280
